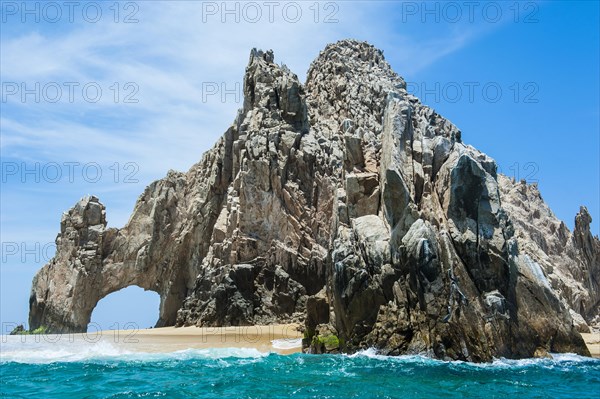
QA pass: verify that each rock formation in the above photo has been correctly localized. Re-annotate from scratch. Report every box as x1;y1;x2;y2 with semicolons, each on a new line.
29;40;598;360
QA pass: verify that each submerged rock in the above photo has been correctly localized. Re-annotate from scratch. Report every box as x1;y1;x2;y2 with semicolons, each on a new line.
29;40;597;360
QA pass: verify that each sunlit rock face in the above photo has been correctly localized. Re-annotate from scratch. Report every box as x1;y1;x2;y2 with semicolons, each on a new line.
29;40;597;361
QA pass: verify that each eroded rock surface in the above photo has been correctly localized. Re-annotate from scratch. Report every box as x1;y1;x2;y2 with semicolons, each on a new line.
29;40;598;360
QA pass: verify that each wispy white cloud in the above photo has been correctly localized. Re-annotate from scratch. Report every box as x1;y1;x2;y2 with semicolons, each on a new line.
2;2;493;173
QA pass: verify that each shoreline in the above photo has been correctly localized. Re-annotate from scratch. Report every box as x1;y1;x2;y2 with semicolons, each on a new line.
5;325;599;359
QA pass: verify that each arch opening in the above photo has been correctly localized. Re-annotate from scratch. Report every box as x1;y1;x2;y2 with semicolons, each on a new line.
88;286;161;331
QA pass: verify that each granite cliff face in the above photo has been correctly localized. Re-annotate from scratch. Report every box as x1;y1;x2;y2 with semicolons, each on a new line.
29;40;598;360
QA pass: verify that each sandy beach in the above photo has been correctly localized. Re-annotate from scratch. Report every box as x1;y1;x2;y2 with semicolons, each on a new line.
104;324;304;355
582;333;600;358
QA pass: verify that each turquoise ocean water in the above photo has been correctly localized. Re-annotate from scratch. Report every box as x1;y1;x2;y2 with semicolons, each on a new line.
1;337;599;399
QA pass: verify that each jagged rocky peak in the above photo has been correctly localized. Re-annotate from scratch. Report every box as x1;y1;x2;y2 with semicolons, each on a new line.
61;195;106;230
28;39;598;361
243;47;307;130
307;39;406;97
306;40;407;136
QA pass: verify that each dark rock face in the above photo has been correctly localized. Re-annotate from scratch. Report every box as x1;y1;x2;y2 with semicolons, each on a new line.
29;40;597;360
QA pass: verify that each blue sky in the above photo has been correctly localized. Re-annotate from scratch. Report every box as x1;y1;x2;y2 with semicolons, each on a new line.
1;1;598;331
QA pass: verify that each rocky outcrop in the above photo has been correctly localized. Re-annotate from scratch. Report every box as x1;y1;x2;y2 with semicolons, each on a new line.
498;179;600;326
29;40;598;360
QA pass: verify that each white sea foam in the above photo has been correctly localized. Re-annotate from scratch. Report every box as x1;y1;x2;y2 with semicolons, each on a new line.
0;335;270;364
345;347;599;369
347;347;389;360
0;336;131;364
164;347;269;361
348;348;439;364
486;352;598;369
271;338;302;350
